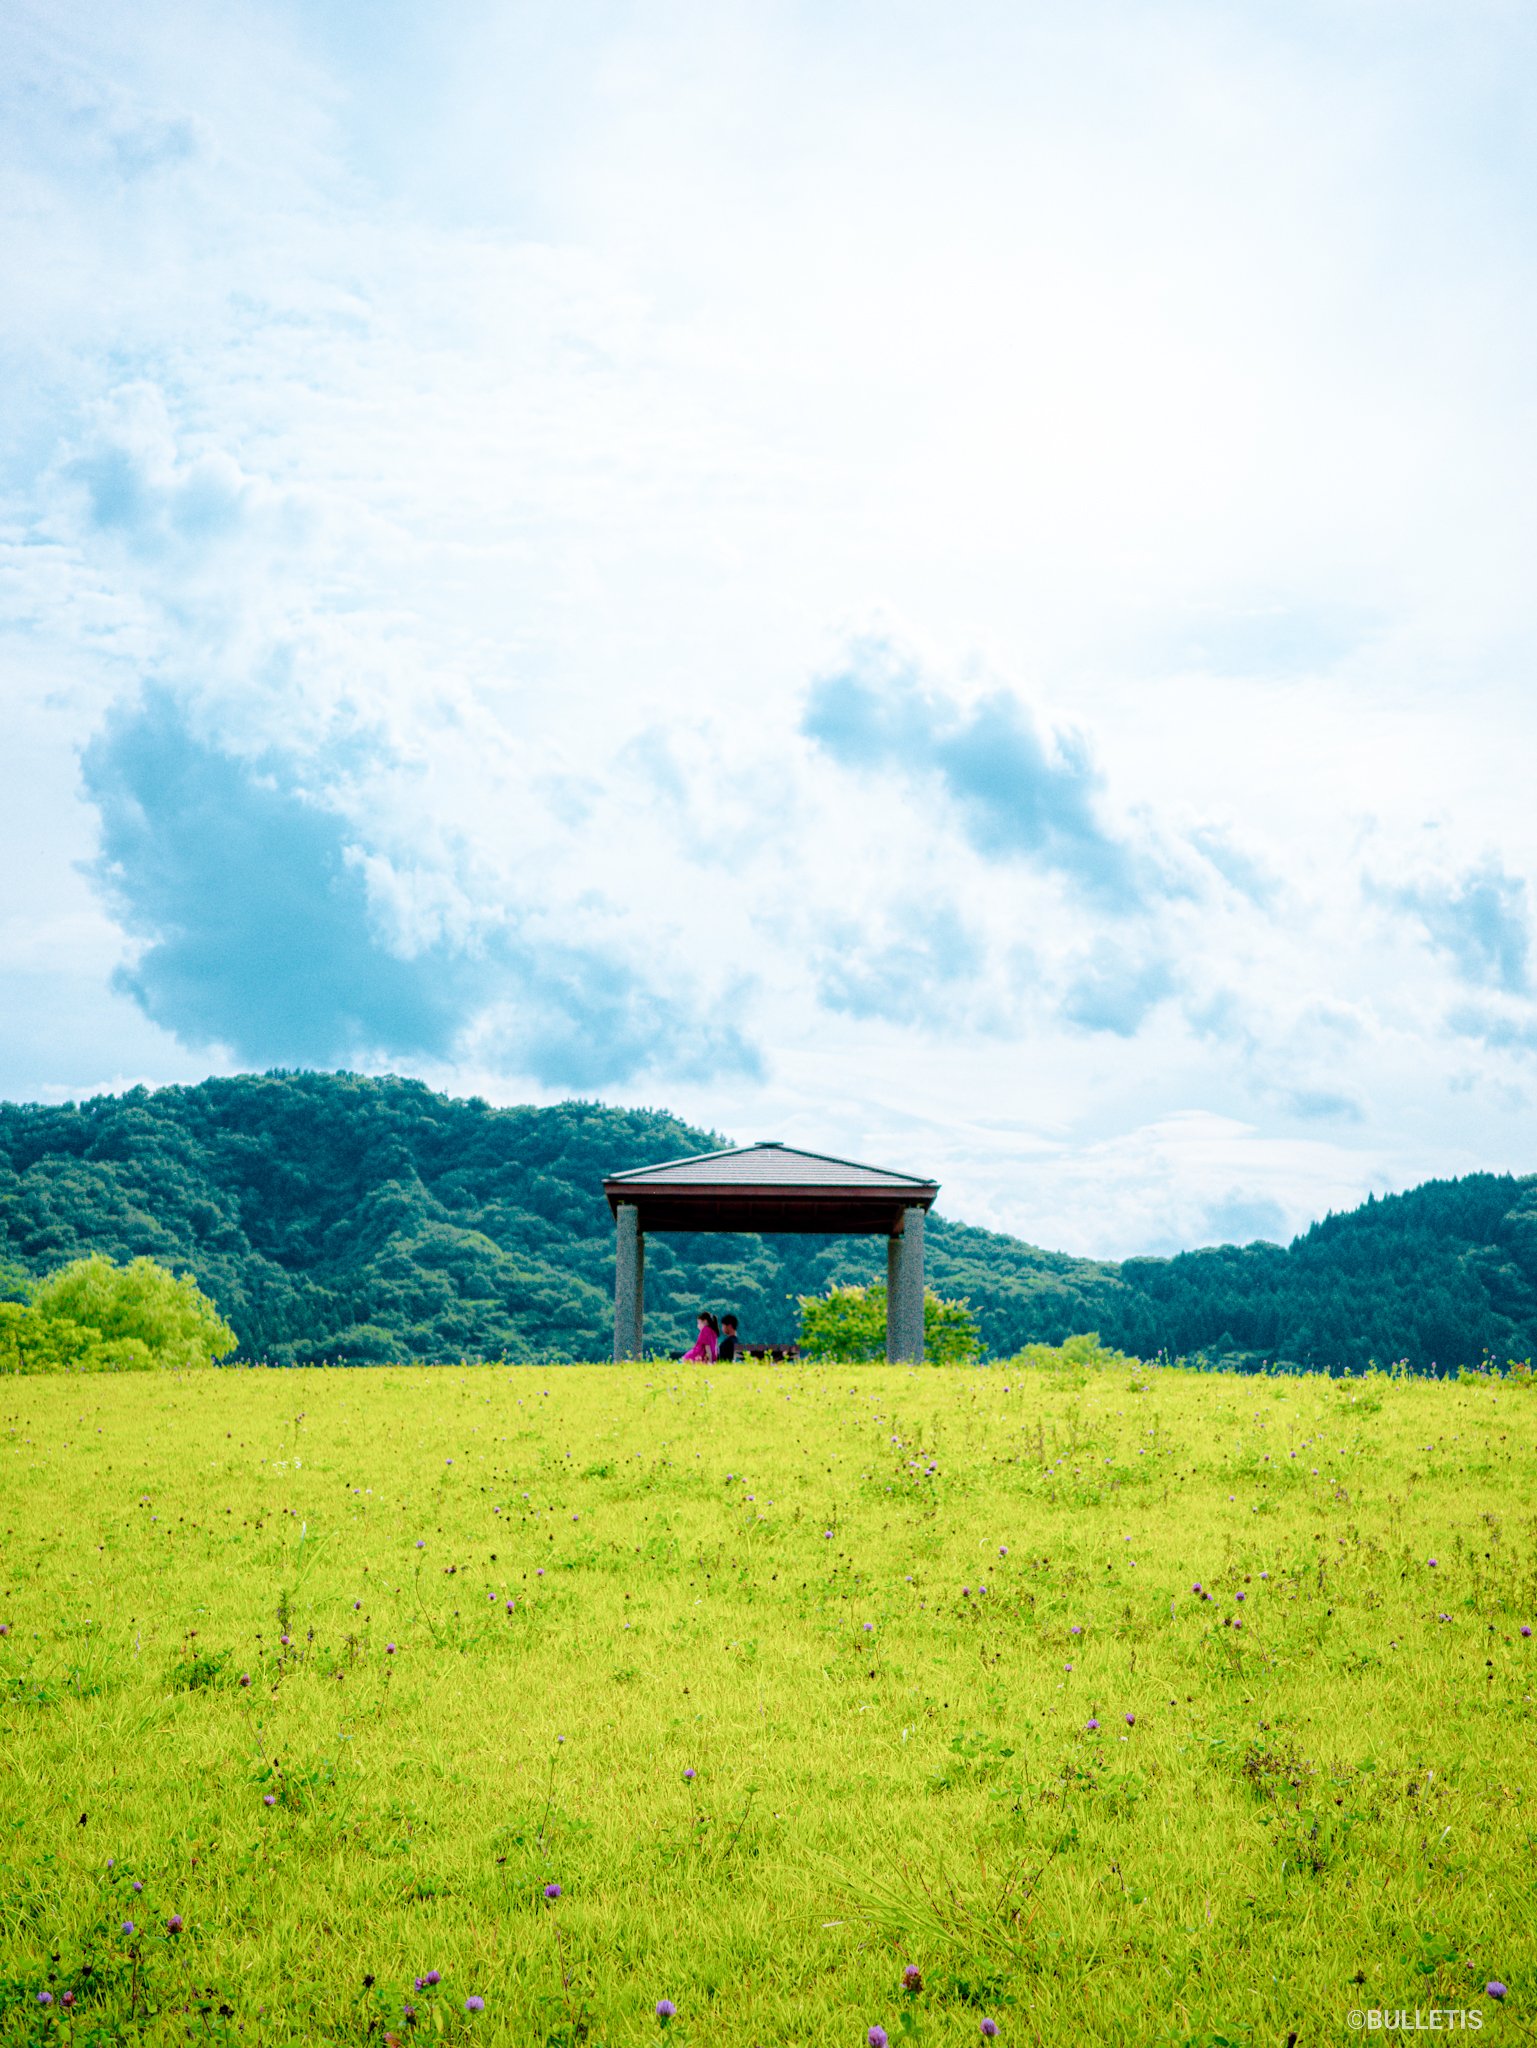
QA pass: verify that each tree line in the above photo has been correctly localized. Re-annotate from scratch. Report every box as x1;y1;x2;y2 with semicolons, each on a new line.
2;1070;1534;1370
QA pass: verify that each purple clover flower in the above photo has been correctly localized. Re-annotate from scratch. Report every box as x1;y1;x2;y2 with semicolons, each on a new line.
657;1998;678;2020
981;2023;1000;2039
121;1921;135;1937
1085;1718;1099;1731
1126;1712;1136;1726
682;1768;696;1781
239;1673;251;1687
167;1914;183;1933
869;2028;889;2048
901;1965;922;1992
544;1883;562;1900
424;1970;441;1987
1486;1983;1507;2001
37;1991;53;2007
465;1995;485;2013
1522;1626;1532;1638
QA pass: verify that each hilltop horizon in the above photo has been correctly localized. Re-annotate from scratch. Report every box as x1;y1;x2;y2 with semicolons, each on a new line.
4;1069;1535;1373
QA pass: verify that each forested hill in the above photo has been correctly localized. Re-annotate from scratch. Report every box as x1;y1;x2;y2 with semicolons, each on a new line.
1;1071;1535;1371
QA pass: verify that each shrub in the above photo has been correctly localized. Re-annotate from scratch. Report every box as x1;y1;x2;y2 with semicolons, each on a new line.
797;1282;980;1363
0;1255;236;1373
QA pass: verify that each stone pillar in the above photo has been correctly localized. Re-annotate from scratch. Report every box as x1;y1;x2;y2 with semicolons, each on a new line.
887;1206;926;1363
613;1203;645;1361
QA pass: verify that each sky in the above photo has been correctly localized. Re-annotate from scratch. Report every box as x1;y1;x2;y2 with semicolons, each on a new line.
5;0;1537;1259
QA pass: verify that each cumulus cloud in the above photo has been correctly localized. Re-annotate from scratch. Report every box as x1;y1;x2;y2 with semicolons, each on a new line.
1386;862;1531;994
81;690;759;1087
813;903;985;1026
1060;943;1176;1037
802;638;1145;910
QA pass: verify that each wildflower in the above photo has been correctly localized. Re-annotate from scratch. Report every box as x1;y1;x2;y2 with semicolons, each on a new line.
657;1998;678;2020
1522;1627;1532;1638
263;1794;276;1806
506;1600;515;1612
901;1965;923;1991
1125;1712;1135;1726
1235;1591;1245;1602
863;1622;874;1631
1085;1718;1099;1731
998;1546;1008;1556
869;2029;889;2048
37;1991;53;2006
1486;1982;1507;2000
425;1970;441;1987
354;1601;362;1610
1064;1662;1073;1672
683;1768;696;1781
1428;1558;1437;1567
1192;1583;1202;1594
239;1673;251;1687
132;1879;143;1892
416;1540;425;1549
1070;1625;1082;1635
544;1883;562;1900
386;1643;397;1654
280;1634;291;1647
414;1977;426;1992
122;1921;136;1936
61;1991;75;2008
167;1914;183;1933
465;1996;485;2013
981;2023;1000;2039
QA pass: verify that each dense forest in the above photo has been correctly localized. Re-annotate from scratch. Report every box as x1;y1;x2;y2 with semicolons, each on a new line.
1;1070;1534;1371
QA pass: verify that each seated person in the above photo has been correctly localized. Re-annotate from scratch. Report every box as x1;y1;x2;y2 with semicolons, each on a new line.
717;1313;742;1361
682;1311;719;1362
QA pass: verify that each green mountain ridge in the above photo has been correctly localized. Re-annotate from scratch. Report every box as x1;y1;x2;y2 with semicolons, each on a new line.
1;1070;1534;1371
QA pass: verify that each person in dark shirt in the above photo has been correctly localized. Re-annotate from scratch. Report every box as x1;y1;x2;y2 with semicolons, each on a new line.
717;1314;741;1361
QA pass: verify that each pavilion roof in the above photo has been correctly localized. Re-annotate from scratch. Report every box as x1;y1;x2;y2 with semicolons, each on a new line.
605;1141;936;1191
603;1142;938;1234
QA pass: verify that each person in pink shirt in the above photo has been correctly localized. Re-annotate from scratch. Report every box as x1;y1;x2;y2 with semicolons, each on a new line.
682;1311;719;1362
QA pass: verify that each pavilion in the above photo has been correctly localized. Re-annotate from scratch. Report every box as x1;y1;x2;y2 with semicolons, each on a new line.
602;1141;940;1363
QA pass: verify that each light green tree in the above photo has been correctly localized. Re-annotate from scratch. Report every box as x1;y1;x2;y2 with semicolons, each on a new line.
0;1255;236;1373
796;1281;980;1363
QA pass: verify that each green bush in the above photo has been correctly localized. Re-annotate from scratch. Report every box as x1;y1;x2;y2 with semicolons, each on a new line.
0;1254;236;1373
797;1281;980;1362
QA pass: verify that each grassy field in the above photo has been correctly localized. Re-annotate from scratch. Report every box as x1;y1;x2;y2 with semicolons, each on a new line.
1;1357;1534;2047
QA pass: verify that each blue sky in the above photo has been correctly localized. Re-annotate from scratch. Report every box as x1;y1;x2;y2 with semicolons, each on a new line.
5;0;1537;1257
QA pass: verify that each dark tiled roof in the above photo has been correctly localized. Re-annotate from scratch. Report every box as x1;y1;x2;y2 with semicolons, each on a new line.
605;1141;936;1191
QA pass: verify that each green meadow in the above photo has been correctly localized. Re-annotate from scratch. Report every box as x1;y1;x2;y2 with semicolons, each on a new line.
2;1359;1534;2046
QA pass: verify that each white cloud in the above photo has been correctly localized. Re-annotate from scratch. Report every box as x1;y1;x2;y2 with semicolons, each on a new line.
4;0;1537;1248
